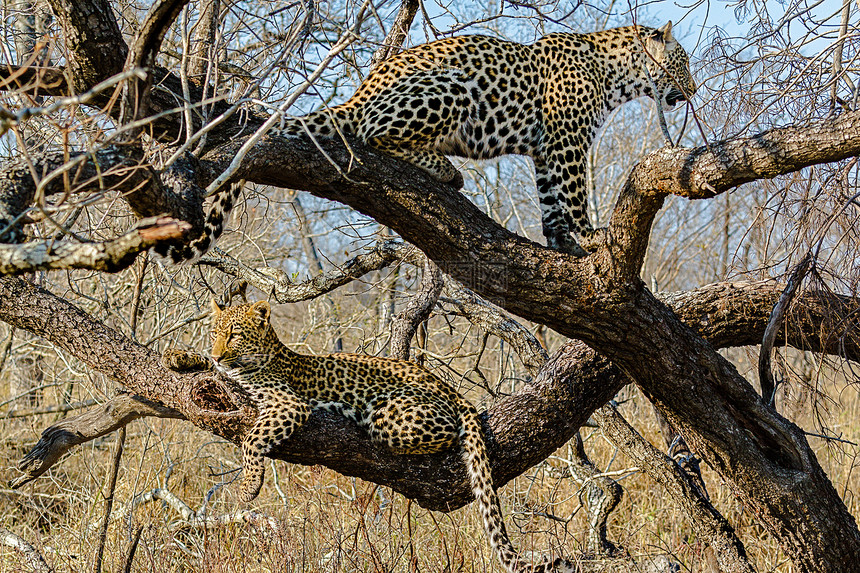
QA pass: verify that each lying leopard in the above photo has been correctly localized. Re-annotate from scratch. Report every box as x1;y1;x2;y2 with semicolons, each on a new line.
167;301;575;572
163;22;694;261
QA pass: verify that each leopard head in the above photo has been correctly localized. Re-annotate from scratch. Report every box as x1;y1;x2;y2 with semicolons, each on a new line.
643;22;696;109
209;300;278;378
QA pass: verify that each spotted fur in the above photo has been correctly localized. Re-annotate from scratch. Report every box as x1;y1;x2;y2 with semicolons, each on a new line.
165;22;694;262
194;300;574;572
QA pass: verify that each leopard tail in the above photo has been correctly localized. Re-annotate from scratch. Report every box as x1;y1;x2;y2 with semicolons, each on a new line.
279;104;359;138
459;406;575;573
459;405;524;573
157;104;360;263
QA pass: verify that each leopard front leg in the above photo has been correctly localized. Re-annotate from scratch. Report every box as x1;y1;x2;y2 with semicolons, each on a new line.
239;392;310;503
161;348;212;372
534;119;597;256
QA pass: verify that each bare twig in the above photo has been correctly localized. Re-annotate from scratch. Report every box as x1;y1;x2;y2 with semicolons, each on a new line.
92;427;126;573
109;487;278;533
441;277;548;376
0;526;52;573
198;240;416;303
5;399;98;418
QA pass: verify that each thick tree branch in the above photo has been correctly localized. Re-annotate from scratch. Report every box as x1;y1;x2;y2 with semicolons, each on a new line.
44;0;127;94
609;110;860;274
0;148;207;262
665;280;860;363
631;111;860;200
0;277;246;438
0;65;68;98
13;392;183;489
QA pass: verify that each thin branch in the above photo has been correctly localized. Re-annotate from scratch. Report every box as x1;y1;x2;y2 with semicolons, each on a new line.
198;240;416;303
4;399;98;418
389;257;443;361
121;0;195;127
441;277;548;377
92;427;126;573
0;68;146;137
369;0;419;70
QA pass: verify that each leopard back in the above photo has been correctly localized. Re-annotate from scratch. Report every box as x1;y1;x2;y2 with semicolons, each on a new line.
163;22;695;262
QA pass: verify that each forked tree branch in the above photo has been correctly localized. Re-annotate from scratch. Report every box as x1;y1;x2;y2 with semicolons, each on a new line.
389;257;443;361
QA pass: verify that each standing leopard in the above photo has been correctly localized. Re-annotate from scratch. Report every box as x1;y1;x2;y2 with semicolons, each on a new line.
168;300;575;572
164;22;694;261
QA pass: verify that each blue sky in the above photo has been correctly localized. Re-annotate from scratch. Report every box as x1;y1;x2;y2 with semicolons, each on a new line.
417;0;850;57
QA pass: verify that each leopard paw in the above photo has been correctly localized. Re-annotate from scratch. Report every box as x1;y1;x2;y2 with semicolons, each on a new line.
162;348;211;372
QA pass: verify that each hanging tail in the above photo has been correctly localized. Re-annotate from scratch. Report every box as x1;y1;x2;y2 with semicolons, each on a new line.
155;104;359;263
154;180;245;263
459;405;574;573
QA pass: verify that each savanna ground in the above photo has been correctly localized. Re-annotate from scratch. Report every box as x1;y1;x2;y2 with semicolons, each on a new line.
1;0;860;571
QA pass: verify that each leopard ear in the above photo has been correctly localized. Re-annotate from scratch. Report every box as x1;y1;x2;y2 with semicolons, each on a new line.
653;21;673;43
210;299;224;316
248;300;271;324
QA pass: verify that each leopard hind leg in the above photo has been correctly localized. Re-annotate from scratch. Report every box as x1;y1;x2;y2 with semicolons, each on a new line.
367;397;459;455
365;140;464;188
279;105;357;139
239;394;310;503
358;70;472;188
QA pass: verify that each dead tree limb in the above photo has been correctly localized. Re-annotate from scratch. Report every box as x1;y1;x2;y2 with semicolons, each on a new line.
593;404;755;573
759;254;813;405
12;392;184;489
0;217;190;275
0;526;52;573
